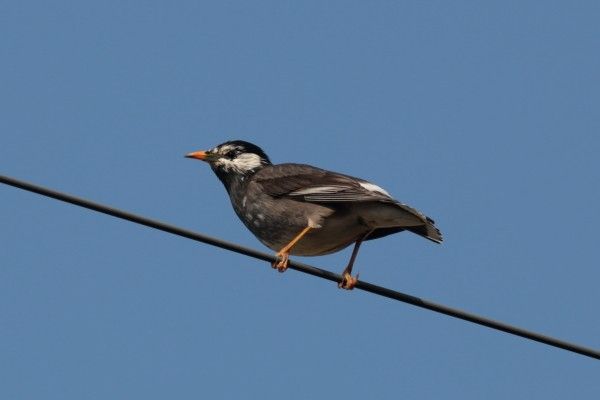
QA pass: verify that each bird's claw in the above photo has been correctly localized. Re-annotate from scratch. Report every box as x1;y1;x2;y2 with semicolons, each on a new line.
338;272;359;290
272;252;289;272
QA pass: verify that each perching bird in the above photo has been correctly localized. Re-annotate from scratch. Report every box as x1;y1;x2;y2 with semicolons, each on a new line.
186;140;442;289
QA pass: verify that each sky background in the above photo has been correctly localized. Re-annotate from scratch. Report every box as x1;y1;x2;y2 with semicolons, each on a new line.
1;1;599;398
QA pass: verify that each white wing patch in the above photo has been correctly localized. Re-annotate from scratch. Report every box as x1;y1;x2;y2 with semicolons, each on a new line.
288;182;393;203
359;182;391;197
290;185;348;196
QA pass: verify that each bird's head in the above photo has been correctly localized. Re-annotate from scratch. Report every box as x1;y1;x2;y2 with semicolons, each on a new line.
186;140;271;186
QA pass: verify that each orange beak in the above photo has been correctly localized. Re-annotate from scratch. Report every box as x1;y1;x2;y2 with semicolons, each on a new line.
185;150;208;161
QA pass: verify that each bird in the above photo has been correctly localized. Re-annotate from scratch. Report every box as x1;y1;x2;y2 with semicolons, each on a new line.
186;140;442;289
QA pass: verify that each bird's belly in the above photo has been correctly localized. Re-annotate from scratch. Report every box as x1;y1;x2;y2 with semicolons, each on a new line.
288;227;364;256
255;213;369;257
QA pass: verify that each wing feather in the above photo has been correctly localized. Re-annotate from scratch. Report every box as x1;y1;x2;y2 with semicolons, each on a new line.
254;163;394;203
253;163;443;243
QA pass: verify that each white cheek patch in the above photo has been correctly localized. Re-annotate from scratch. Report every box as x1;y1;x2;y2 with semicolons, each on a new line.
235;153;263;169
216;153;263;173
359;182;391;197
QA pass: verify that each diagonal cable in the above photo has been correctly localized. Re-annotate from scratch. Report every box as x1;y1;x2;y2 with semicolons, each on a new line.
1;174;599;360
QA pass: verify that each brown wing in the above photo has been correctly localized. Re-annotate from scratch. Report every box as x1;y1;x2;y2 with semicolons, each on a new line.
253;163;395;203
253;163;443;243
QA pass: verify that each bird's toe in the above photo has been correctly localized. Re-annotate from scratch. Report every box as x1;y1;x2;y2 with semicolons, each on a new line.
272;252;290;272
338;272;359;290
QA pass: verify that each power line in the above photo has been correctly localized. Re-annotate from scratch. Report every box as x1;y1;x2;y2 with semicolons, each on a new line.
1;173;599;361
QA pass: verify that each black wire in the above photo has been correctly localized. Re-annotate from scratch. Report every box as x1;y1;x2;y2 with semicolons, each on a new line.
1;173;599;361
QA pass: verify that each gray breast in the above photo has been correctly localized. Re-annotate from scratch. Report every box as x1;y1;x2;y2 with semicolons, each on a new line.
231;180;368;255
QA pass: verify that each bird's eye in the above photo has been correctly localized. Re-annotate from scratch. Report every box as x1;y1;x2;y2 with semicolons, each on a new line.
224;149;241;159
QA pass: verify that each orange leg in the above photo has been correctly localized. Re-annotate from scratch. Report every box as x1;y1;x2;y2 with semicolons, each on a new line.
339;229;374;290
272;226;312;272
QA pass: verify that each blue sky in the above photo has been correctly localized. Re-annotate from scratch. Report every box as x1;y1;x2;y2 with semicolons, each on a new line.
1;1;599;398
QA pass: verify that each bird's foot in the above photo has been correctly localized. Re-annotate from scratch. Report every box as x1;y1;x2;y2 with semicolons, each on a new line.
338;272;359;290
272;252;290;272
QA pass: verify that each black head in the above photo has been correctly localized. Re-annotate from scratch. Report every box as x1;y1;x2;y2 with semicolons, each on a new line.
186;140;272;189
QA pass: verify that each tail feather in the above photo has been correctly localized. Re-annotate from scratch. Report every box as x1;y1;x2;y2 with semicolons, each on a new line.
396;203;443;244
407;223;443;243
362;206;443;243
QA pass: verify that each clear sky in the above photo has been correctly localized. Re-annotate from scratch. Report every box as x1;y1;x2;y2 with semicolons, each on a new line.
1;1;599;398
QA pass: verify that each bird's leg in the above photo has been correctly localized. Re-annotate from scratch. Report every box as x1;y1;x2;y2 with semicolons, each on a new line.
339;229;374;290
338;241;363;290
272;226;312;272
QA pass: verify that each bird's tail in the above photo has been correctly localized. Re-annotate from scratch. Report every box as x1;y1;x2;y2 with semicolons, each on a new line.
393;202;443;244
359;201;443;243
407;216;443;244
